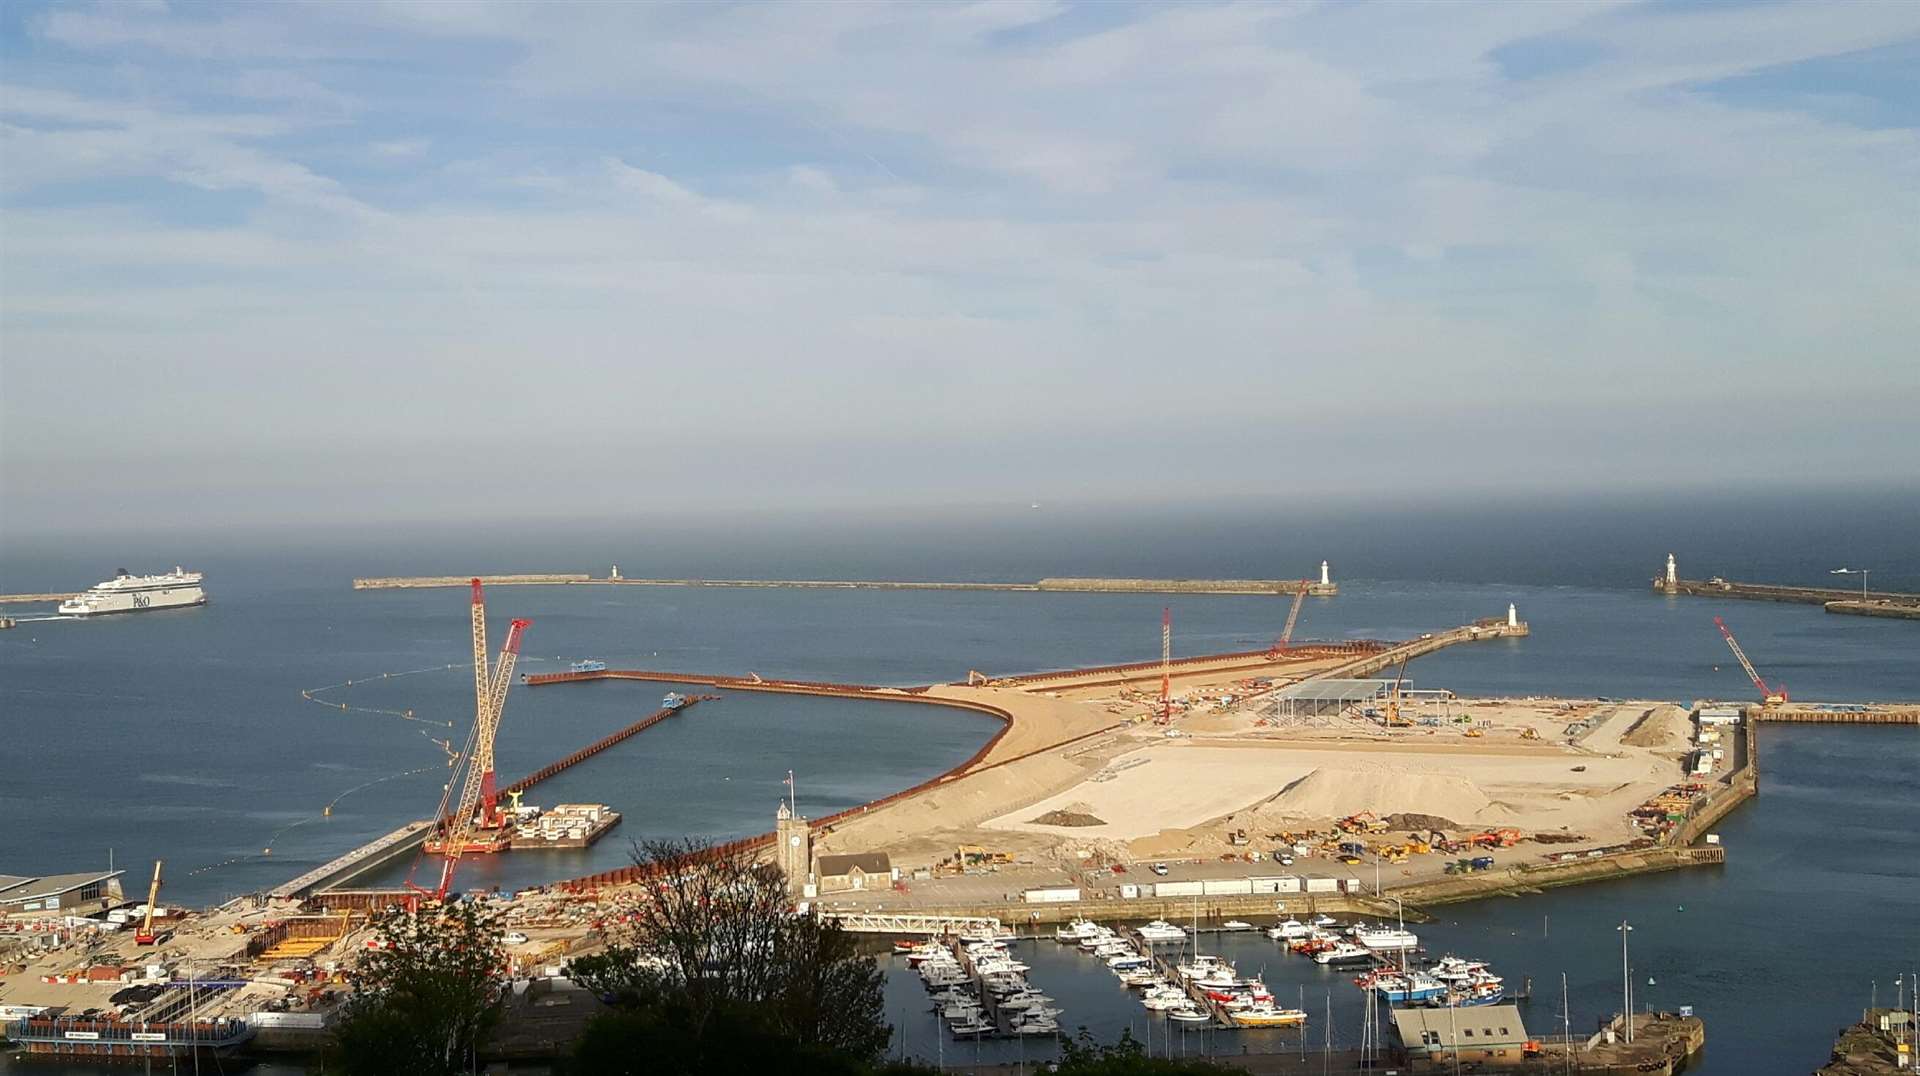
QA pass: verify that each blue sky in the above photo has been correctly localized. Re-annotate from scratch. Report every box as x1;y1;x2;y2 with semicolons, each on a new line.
2;1;1916;533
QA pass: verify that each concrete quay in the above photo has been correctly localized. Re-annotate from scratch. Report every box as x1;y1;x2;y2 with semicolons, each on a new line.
270;819;436;899
0;592;78;605
1826;600;1920;621
1657;575;1918;610
352;574;1338;597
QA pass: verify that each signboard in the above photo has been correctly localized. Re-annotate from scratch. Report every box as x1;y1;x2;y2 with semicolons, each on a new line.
131;1032;168;1042
64;1031;101;1040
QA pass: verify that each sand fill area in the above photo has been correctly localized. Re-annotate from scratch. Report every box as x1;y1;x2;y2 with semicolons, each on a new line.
983;742;1660;843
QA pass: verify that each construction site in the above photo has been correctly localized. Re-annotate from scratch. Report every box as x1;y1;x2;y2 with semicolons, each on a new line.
5;560;1911;1068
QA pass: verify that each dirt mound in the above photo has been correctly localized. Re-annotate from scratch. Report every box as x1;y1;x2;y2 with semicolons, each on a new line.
1383;812;1463;833
1029;808;1106;827
1248;767;1498;825
1621;705;1685;748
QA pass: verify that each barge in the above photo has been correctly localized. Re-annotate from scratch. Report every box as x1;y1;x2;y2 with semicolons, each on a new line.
6;1015;253;1062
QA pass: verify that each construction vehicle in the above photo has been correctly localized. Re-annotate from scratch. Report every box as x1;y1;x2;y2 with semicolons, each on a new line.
1714;616;1787;706
409;580;532;903
1519;727;1540;740
1469;828;1523;849
1382;656;1414;727
133;860;164;945
1464;726;1484;738
1267;579;1313;658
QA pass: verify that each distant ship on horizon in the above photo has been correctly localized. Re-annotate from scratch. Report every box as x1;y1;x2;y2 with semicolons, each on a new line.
58;567;207;616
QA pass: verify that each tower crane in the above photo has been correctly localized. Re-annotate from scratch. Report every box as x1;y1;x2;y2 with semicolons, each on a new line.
1713;616;1786;706
133;860;164;945
1268;579;1312;658
412;579;532;902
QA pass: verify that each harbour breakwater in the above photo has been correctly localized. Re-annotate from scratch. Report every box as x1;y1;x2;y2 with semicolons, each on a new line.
352;574;1334;596
1658;576;1920;620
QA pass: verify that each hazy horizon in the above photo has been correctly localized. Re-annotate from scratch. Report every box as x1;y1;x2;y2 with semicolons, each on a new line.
4;2;1918;532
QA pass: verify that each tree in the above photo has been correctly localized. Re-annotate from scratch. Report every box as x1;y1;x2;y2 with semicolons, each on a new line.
1049;1028;1243;1074
565;837;892;1073
334;900;506;1076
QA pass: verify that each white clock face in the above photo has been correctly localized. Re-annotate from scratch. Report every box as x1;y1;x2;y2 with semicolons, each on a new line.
790;835;802;846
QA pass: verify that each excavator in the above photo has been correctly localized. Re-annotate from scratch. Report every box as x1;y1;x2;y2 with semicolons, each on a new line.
134;860;164;945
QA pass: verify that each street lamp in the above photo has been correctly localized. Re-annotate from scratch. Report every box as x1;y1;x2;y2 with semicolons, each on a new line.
1831;567;1872;601
1617;921;1634;1044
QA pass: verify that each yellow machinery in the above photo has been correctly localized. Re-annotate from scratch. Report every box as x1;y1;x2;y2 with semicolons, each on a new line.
134;860;163;945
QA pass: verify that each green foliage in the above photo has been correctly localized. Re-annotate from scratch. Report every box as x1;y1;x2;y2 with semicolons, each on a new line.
1051;1027;1240;1074
333;900;506;1076
563;837;893;1074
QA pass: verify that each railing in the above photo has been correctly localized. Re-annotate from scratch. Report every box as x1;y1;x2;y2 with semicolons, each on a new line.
819;912;1005;936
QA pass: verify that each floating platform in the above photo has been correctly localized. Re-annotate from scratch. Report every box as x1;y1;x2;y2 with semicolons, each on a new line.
508;805;620;850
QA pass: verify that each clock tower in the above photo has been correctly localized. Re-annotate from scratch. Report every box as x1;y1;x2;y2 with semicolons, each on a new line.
775;800;811;898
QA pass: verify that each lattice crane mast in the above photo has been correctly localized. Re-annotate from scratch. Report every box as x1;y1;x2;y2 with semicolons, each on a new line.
1714;616;1786;706
416;580;532;902
1159;607;1172;724
1269;578;1312;657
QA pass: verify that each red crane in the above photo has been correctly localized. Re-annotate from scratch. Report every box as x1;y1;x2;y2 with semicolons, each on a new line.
1714;616;1786;706
411;579;532;902
1269;579;1312;658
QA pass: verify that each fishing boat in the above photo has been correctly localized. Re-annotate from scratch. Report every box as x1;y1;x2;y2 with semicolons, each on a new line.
1167;1005;1211;1024
1267;919;1313;940
1219;919;1255;932
1371;971;1447;1004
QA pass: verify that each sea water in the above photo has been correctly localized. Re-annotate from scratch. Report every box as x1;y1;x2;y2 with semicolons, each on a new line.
3;493;1916;1072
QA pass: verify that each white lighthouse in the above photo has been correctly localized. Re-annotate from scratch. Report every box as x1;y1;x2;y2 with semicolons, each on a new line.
1508;603;1519;628
1320;560;1331;586
1665;554;1677;588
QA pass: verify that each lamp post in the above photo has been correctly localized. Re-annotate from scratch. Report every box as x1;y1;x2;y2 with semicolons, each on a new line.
1617;921;1634;1044
1830;567;1871;601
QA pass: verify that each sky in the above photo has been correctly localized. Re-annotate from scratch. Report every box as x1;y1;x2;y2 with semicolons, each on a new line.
2;1;1917;536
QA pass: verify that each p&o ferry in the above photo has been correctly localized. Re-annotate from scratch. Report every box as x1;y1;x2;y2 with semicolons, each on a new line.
58;568;207;617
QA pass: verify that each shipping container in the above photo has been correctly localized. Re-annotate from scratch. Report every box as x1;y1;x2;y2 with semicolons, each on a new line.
1304;877;1339;893
1201;878;1253;896
1153;880;1205;898
1248;877;1286;894
1338;878;1366;894
1277;876;1303;893
1023;887;1083;904
1119;883;1139;899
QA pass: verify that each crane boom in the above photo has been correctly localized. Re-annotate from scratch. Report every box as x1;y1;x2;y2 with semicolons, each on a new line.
1270;578;1311;657
134;860;163;945
475;618;530;827
1714;616;1786;705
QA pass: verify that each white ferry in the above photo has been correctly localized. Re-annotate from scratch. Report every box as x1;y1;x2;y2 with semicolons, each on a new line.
58;568;207;617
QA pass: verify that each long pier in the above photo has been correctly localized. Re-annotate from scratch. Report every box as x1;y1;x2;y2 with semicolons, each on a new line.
1658;576;1919;616
1753;706;1920;725
277;697;716;898
353;574;1336;596
0;592;77;605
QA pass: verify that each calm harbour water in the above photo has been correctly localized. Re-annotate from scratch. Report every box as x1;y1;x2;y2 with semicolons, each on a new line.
3;496;1916;1072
